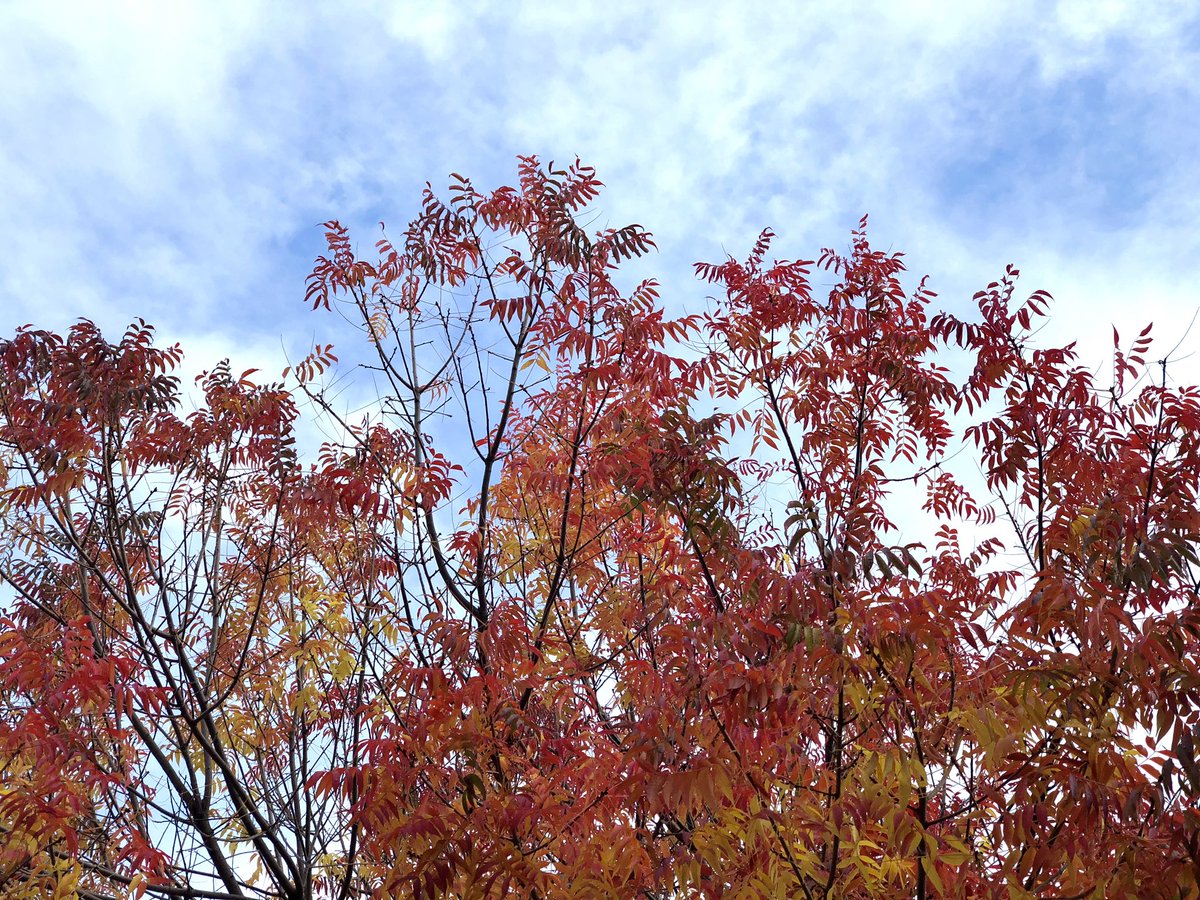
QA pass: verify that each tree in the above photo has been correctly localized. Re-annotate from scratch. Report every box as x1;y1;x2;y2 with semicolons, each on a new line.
1;157;1198;898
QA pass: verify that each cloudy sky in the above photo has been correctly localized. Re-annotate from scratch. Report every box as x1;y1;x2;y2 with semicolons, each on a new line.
2;0;1198;389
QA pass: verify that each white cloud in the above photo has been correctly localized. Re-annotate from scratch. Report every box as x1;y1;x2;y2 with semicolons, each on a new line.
0;0;1195;390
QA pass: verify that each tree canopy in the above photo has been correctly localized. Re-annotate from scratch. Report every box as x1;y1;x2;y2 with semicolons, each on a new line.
2;157;1199;898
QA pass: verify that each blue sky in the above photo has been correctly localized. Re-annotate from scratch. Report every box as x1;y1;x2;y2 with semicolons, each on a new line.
2;0;1198;388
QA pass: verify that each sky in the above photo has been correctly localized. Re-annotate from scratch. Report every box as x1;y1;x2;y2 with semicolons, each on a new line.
2;0;1199;393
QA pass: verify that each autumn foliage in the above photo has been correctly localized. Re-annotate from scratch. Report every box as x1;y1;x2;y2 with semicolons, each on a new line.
2;158;1200;898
